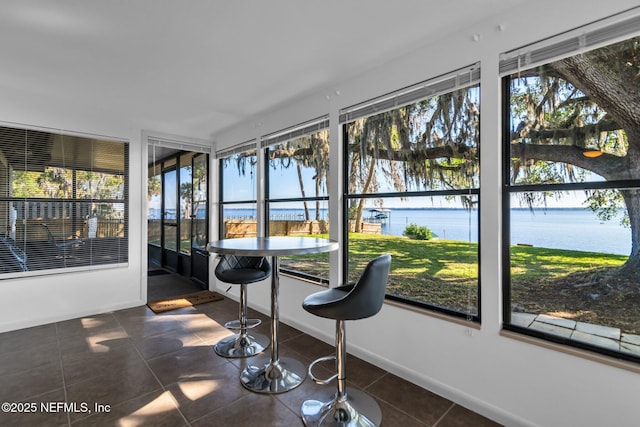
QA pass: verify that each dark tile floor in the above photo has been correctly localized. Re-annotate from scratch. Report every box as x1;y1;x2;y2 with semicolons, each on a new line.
0;272;502;426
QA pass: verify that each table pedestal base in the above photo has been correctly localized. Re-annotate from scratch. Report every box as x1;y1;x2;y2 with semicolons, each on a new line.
240;356;306;394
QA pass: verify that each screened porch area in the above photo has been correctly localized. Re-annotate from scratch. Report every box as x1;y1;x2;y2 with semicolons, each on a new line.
0;126;128;276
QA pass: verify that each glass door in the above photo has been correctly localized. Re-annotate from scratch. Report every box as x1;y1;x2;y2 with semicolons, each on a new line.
147;167;162;266
147;149;208;286
190;153;209;285
162;167;178;270
179;154;193;257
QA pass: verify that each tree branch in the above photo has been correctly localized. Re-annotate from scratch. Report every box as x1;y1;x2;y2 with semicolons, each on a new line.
512;119;622;144
510;142;629;180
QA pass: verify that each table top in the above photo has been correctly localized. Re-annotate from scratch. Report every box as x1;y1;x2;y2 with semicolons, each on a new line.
206;236;339;256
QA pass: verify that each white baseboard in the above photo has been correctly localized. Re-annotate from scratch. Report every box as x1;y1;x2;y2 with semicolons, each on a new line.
0;299;146;333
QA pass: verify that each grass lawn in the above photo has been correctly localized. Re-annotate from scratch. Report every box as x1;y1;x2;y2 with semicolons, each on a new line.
347;233;479;314
283;233;638;332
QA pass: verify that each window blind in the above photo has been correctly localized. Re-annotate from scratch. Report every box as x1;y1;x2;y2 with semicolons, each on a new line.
148;137;212;155
0;124;129;278
260;115;330;148
339;64;480;124
499;8;640;76
215;139;257;159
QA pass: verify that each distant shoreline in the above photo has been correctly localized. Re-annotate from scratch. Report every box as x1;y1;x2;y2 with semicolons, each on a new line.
216;206;630;256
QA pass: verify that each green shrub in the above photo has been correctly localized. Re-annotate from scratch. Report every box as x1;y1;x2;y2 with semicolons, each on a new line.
403;223;433;240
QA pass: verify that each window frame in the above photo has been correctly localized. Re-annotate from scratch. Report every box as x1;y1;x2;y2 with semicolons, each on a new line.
500;35;640;363
218;146;258;240
340;75;481;321
0;124;129;279
263;121;331;284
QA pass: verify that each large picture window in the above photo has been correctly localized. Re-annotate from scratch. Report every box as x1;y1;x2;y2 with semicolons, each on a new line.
502;26;640;360
264;117;330;281
218;143;258;239
343;66;480;319
0;125;128;277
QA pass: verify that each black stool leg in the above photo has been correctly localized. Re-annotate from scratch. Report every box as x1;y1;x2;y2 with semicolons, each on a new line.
301;320;382;427
214;283;270;358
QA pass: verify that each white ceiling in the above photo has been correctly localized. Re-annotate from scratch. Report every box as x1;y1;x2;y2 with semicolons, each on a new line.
0;1;522;141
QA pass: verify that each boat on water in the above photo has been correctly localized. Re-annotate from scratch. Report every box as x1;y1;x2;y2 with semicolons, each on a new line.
368;208;391;220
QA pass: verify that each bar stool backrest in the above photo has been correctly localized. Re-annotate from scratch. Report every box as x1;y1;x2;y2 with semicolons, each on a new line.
341;253;391;320
215;255;272;284
303;254;391;321
345;254;391;320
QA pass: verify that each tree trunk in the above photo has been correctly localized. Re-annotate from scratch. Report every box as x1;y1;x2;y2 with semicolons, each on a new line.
315;178;321;221
296;162;309;220
620;189;640;275
549;52;640;274
355;159;377;233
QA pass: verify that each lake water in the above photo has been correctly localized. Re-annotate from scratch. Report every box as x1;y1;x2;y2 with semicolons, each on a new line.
222;207;632;256
380;208;630;255
148;208;204;220
508;208;630;255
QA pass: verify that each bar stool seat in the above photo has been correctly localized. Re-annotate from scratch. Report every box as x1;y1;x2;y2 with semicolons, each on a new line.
301;254;391;427
214;255;271;358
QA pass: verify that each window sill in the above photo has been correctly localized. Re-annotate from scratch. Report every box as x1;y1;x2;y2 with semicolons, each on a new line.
500;329;640;374
0;262;129;281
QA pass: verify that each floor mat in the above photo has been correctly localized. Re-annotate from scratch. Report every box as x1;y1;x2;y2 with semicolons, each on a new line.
147;290;223;313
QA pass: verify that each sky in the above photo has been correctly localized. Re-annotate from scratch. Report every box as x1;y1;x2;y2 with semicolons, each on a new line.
219;157;595;210
149;150;601;216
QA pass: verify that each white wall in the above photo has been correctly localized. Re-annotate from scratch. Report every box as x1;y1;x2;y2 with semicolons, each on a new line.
213;2;640;426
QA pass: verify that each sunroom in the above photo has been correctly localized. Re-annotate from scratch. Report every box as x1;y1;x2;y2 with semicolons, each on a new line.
1;1;639;427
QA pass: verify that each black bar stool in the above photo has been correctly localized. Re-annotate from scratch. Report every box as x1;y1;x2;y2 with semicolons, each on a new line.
214;255;271;358
300;254;391;427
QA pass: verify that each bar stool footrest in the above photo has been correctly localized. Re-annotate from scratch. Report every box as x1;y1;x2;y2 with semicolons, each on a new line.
308;355;338;385
224;318;261;330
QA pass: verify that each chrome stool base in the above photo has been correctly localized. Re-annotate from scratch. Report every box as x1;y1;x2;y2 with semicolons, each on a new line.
214;332;269;358
301;388;382;427
240;356;306;394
